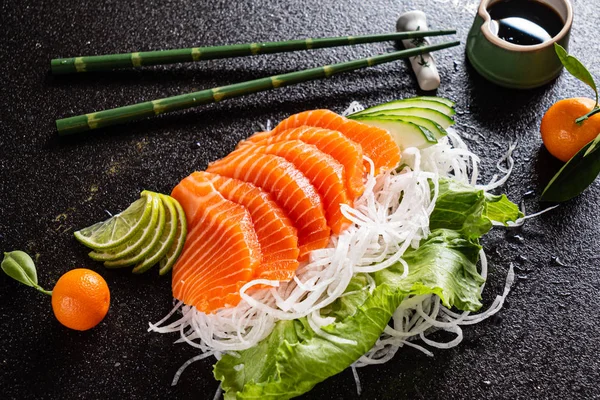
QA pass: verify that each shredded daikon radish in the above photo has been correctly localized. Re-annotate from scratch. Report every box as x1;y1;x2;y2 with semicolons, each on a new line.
151;105;527;388
477;140;517;191
147;300;184;332
357;253;515;367
442;263;515;325
492;204;560;228
171;350;216;385
256;120;273;132
341;101;365;116
351;365;362;396
212;386;223;400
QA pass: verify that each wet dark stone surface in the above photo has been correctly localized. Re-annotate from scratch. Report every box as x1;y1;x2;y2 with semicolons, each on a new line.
0;0;599;399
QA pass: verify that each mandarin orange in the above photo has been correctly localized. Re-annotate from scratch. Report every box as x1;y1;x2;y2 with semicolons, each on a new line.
51;269;110;331
540;97;600;162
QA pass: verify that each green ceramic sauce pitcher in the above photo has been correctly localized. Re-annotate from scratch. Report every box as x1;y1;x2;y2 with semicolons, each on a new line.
466;0;573;89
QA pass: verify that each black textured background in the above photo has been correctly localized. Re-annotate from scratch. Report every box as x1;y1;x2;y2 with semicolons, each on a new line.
1;0;599;399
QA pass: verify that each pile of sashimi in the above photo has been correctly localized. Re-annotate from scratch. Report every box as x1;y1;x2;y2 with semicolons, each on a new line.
149;97;522;399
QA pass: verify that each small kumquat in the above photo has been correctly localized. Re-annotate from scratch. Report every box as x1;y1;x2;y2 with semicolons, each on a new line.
51;268;110;331
540;97;600;162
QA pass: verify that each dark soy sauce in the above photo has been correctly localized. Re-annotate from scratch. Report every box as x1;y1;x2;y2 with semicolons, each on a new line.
487;0;564;45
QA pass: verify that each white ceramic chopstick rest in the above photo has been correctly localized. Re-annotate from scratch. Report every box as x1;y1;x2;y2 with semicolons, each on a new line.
396;10;441;91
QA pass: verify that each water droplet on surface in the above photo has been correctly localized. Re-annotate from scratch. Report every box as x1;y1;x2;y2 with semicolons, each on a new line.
522;189;535;198
114;362;121;367
513;264;525;272
552;256;568;267
510;234;524;243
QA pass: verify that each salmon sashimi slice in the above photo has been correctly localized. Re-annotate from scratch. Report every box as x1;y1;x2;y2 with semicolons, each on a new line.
170;178;261;313
264;109;401;174
207;152;330;259
185;280;246;314
185;171;300;281
174;229;251;311
231;140;351;234
239;126;365;199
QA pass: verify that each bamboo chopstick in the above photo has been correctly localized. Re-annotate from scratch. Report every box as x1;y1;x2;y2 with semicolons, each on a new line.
51;30;456;74
55;40;460;136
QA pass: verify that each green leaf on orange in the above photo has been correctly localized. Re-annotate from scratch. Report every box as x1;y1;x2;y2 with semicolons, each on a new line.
554;43;598;106
1;251;52;295
541;132;600;202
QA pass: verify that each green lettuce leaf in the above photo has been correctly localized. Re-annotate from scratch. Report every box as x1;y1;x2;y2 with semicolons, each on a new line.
215;229;484;399
484;193;523;225
214;179;519;399
429;178;522;237
215;275;400;400
373;229;484;312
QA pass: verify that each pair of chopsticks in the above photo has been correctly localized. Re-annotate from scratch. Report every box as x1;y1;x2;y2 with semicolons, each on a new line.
53;31;459;135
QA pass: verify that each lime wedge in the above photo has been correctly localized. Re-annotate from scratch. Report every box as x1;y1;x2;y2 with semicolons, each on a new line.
131;194;179;274
103;192;167;268
158;196;187;275
88;192;162;262
74;194;153;250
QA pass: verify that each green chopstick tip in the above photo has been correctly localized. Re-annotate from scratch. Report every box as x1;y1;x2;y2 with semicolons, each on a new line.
51;58;77;74
56;115;90;136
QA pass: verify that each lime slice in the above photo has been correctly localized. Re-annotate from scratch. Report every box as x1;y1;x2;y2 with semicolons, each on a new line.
74;194;153;250
158;196;187;275
88;192;162;262
104;192;167;268
131;194;179;274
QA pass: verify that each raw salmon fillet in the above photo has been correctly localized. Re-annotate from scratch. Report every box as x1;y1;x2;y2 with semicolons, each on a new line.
185;171;300;281
170;179;261;313
239;126;365;199
256;109;401;174
231;140;351;234
168;109;399;312
207;152;330;259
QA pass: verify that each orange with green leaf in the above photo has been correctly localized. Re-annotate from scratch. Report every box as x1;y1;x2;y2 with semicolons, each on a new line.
1;251;110;331
540;44;600;202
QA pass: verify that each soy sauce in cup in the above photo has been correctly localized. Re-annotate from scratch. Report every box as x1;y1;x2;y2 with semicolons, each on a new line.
466;0;572;88
488;0;564;46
